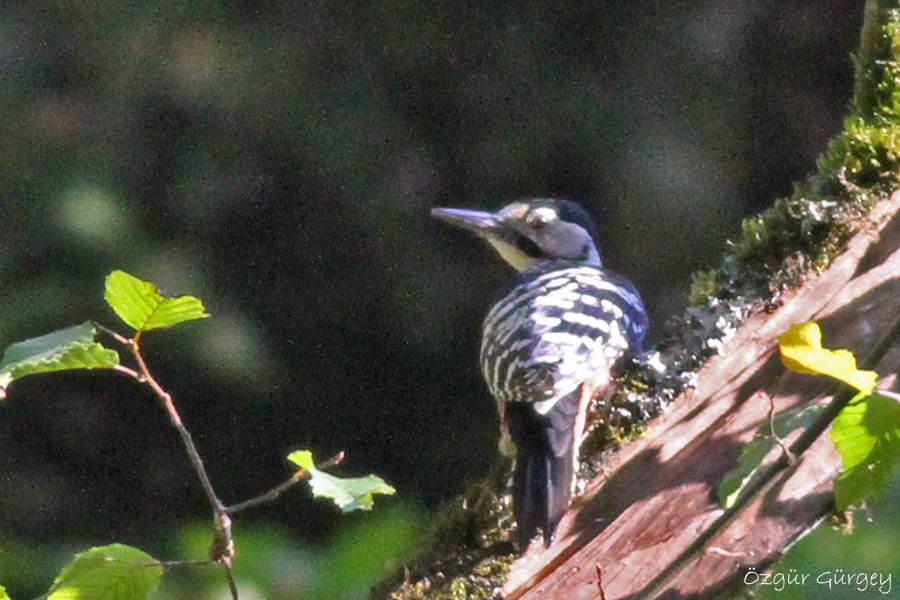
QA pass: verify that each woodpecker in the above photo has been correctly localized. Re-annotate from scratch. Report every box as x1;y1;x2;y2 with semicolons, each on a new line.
432;198;648;549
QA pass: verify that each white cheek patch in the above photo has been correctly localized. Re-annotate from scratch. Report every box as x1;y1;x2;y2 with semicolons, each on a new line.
530;207;558;223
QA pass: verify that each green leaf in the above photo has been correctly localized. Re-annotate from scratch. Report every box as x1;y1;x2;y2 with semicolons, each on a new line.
104;270;209;332
0;584;9;600
287;450;396;513
288;449;315;471
777;321;878;394
718;405;823;508
0;323;119;397
47;544;162;600
831;393;900;510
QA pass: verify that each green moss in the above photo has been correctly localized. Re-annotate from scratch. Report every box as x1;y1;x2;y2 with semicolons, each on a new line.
379;459;517;600
689;7;900;306
688;269;719;306
391;554;515;600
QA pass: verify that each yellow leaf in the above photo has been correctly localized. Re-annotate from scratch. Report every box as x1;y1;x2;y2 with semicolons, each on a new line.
777;322;878;394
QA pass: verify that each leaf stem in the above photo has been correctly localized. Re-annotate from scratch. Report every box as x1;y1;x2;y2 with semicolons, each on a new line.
113;364;142;380
93;321;133;346
148;558;214;568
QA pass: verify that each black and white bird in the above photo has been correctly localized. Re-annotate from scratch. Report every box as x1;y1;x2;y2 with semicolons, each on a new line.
432;198;648;549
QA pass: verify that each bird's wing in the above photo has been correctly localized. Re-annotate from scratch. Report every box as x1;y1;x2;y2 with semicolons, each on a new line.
481;265;647;408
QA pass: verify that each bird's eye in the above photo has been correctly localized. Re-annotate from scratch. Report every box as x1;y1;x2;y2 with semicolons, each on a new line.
527;213;548;229
526;207;557;229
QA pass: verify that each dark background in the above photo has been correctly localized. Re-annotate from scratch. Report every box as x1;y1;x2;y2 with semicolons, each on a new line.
0;2;875;597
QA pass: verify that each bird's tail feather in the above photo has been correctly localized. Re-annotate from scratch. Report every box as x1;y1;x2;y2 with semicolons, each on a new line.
507;390;580;549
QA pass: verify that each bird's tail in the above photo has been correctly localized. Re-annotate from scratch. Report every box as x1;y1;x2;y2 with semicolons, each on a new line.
506;390;580;549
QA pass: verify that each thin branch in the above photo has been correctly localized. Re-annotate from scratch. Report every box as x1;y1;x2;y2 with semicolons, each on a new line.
224;451;345;515
127;334;236;600
93;321;132;346
225;472;308;515
130;338;224;515
318;451;347;470
113;364;142;380
767;393;796;465
147;558;215;568
121;328;357;599
595;565;607;600
224;562;239;599
876;388;900;401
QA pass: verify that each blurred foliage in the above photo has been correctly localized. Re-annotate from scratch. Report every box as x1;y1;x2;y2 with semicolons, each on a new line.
718;405;823;510
747;467;900;600
0;1;878;597
0;509;423;599
162;507;422;600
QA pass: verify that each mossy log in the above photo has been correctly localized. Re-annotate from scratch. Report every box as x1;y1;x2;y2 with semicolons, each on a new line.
502;191;900;599
386;4;900;598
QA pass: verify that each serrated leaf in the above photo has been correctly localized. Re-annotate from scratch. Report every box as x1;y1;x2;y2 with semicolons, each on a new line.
831;393;900;510
777;321;878;394
309;471;397;513
104;270;209;332
0;323;119;396
718;404;823;508
47;544;162;600
287;450;396;513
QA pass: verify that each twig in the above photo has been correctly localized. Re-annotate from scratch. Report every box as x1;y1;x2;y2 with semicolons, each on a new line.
112;324;353;599
224;451;345;515
226;471;308;515
113;364;142;380
127;333;236;599
767;393;796;465
224;562;239;599
876;388;900;401
595;564;607;600
318;451;347;470
147;558;214;568
130;335;227;516
93;321;133;346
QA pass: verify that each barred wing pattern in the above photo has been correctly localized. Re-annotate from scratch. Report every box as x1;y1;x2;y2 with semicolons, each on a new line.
480;262;648;411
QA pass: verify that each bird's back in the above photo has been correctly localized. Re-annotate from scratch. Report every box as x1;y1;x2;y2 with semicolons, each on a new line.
480;260;648;547
480;260;648;408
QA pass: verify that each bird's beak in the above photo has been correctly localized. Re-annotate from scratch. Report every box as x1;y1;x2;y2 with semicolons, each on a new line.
431;208;502;237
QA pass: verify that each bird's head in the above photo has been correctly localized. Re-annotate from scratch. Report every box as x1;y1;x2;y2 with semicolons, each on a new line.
432;198;601;271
